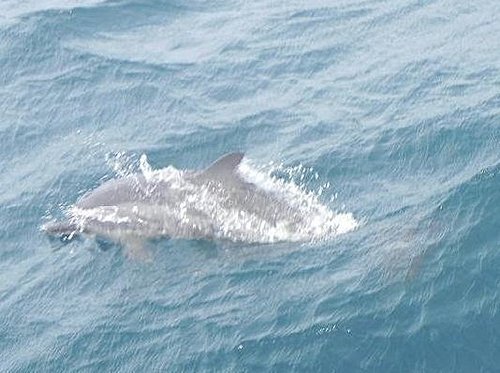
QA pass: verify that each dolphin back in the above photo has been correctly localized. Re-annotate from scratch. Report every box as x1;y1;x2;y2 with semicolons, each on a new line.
199;152;244;180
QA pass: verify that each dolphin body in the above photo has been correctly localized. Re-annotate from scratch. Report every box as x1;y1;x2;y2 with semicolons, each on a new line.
43;153;306;255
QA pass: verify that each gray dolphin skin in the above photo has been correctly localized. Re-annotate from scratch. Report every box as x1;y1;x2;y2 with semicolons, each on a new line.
43;152;307;255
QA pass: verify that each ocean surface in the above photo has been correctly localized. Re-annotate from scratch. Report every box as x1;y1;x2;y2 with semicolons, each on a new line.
1;0;499;371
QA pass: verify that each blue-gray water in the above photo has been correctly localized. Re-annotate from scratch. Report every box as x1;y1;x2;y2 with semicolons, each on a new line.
1;0;499;371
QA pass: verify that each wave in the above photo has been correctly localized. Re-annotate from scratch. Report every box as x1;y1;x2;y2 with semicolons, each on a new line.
0;0;107;25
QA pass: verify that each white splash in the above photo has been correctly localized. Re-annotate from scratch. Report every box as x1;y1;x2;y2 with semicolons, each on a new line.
236;159;358;242
69;154;358;244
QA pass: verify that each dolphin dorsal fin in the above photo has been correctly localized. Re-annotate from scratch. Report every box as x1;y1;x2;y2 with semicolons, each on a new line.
202;152;244;178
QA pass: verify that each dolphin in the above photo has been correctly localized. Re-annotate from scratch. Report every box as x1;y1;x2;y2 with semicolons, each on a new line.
42;152;312;257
